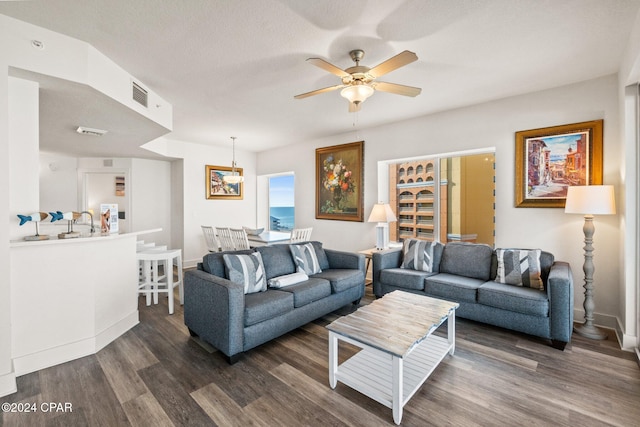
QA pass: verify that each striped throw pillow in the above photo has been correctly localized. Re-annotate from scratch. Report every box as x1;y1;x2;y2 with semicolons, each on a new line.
289;243;322;275
223;252;267;294
401;239;434;272
495;249;543;290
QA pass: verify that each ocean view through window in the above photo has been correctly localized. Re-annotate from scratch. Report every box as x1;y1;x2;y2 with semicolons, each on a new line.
269;174;294;231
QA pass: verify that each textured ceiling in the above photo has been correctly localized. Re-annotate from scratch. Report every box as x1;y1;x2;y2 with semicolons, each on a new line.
1;0;639;155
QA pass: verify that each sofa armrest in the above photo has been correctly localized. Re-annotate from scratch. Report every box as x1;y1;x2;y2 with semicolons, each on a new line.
372;248;403;297
325;249;365;274
183;269;245;358
547;261;574;343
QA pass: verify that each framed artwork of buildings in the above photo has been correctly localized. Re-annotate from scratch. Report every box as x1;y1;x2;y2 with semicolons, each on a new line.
205;165;243;200
515;120;603;208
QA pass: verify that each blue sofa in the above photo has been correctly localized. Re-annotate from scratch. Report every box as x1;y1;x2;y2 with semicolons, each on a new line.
372;241;574;350
184;242;365;363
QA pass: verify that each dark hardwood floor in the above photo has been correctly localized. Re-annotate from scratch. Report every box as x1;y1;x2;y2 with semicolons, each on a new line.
2;285;639;427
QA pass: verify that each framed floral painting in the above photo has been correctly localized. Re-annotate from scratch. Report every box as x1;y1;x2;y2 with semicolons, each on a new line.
316;141;364;221
515;120;603;208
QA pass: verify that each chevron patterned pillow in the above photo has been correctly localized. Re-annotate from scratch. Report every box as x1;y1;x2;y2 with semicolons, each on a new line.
495;248;544;290
223;252;267;294
401;238;434;272
289;243;322;275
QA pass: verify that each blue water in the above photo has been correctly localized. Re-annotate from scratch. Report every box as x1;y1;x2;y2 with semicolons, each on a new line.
270;206;294;231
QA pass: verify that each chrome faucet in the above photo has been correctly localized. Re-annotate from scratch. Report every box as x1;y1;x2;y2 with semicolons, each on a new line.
80;211;96;233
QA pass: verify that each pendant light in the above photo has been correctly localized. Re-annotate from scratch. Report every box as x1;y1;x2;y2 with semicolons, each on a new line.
223;136;244;184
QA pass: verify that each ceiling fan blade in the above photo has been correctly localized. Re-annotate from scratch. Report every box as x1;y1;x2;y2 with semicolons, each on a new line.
368;50;418;78
348;102;361;113
294;84;345;99
373;81;422;97
307;58;351;78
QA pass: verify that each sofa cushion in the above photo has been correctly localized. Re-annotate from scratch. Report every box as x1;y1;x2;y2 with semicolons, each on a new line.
244;290;294;326
425;273;484;303
202;249;253;278
267;271;309;288
223;252;267;294
439;242;493;280
256;244;297;280
312;269;364;293
290;241;330;270
495;248;544;290
380;268;434;290
277;278;332;307
290;243;322;275
401;238;435;272
478;281;549;317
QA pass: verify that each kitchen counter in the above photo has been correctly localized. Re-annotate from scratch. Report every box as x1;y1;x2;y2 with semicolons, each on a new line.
9;228;161;376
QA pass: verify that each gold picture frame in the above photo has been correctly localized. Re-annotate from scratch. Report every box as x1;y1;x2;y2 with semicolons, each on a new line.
205;165;243;200
515;120;603;208
316;141;364;222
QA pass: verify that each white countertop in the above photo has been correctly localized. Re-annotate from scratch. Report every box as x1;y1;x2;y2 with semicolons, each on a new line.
10;228;162;247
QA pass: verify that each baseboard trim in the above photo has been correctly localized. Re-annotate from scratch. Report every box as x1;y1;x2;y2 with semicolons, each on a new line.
0;371;17;398
13;310;139;377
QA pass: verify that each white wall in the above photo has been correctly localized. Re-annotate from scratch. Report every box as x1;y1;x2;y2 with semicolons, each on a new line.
40;152;79;212
8;77;39;241
0;62;16;397
131;158;172;246
145;137;257;266
257;74;623;331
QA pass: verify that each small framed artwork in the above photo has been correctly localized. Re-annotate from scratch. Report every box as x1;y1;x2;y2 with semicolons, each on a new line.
115;176;125;196
515;120;603;208
316;141;364;221
205;165;243;200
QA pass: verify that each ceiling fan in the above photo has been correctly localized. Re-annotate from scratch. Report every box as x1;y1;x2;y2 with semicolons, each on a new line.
294;49;422;112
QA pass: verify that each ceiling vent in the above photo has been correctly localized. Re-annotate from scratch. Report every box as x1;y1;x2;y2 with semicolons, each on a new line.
103;159;113;167
132;81;148;108
76;126;107;136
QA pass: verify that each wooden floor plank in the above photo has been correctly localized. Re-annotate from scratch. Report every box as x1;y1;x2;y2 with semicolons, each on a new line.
1;286;639;427
121;391;174;427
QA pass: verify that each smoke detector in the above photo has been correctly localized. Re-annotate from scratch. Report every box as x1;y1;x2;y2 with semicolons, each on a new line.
76;126;107;136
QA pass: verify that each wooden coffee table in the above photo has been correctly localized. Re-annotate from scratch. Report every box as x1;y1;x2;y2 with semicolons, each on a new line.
327;291;459;424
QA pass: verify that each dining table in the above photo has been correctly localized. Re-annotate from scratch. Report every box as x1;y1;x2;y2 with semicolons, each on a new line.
247;230;291;247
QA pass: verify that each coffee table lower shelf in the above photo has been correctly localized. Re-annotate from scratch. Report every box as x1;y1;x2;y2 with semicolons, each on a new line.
329;332;453;424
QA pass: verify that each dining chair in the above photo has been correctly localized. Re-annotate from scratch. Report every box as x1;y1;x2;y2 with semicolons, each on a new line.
201;225;219;252
290;227;312;243
230;228;250;250
215;227;236;251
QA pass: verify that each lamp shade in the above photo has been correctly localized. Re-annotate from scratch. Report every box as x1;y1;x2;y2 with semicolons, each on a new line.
564;185;615;215
340;84;374;104
223;173;244;184
367;203;397;223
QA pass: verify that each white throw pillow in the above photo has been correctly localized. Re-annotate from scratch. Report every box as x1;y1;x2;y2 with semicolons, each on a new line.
267;271;309;288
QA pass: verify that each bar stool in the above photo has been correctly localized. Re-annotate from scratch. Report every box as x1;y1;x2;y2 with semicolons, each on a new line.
136;248;183;314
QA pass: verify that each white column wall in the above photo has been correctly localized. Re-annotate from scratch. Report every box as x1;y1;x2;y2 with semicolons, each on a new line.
131;158;172;247
0;62;16;397
8;77;39;241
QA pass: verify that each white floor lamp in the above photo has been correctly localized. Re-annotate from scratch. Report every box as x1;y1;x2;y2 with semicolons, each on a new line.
367;203;397;250
564;185;616;340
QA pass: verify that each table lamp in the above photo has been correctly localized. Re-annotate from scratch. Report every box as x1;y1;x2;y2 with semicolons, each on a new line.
564;185;615;339
368;203;397;250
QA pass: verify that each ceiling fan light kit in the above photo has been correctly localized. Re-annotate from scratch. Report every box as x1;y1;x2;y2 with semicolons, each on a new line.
340;83;374;105
295;49;421;112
